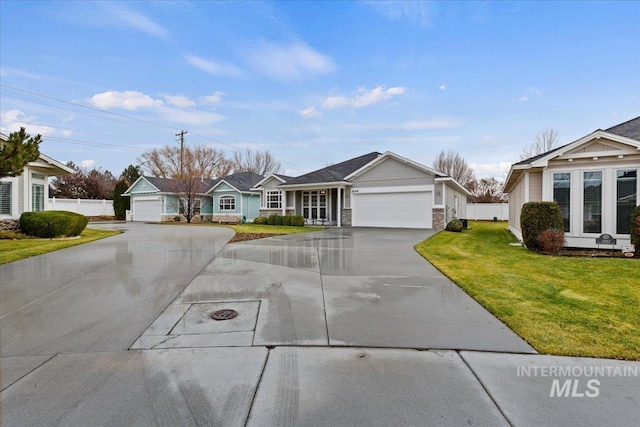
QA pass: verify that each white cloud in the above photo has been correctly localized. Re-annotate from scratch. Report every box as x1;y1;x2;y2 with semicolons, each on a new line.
0;109;56;136
439;84;446;90
321;86;406;110
341;117;461;131
519;96;529;102
470;162;512;179
159;107;225;126
365;1;434;28
299;106;322;119
80;159;96;169
186;55;244;77
202;92;225;104
88;91;164;110
100;2;167;37
62;129;73;137
528;86;543;96
163;95;195;108
245;41;335;81
481;135;493;142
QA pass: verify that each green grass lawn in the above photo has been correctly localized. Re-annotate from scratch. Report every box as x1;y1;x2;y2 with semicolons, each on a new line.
166;221;325;238
415;221;640;361
0;228;120;265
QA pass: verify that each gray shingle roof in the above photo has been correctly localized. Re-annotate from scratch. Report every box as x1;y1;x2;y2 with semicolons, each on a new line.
514;116;640;166
605;116;640;140
214;172;264;192
143;176;215;193
280;152;381;186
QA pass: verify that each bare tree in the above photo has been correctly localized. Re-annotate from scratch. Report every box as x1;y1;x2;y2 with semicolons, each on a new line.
137;144;231;179
469;177;508;203
231;148;281;176
432;150;476;190
520;128;559;160
50;162;117;199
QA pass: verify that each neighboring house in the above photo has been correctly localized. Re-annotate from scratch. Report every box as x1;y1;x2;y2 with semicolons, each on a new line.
252;151;470;229
0;132;74;221
205;172;264;222
503;116;640;249
124;172;263;222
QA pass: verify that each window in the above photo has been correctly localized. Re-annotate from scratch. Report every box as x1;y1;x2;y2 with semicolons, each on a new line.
219;195;236;211
0;182;12;215
267;190;281;209
178;198;201;216
616;169;637;235
32;184;45;212
553;173;571;232
583;171;602;234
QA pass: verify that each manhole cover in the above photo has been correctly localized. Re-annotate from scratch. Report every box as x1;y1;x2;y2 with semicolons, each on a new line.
211;309;238;321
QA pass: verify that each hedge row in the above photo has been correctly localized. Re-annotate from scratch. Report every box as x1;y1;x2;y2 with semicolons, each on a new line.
20;211;89;238
253;214;305;227
631;205;640;257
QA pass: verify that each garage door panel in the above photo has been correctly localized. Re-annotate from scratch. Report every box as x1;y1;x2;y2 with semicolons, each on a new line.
352;191;431;229
134;199;162;222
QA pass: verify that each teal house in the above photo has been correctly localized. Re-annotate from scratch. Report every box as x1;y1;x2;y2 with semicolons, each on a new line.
124;172;263;223
205;172;263;223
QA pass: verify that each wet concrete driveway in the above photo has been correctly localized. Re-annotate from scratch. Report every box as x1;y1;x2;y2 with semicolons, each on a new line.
2;226;638;426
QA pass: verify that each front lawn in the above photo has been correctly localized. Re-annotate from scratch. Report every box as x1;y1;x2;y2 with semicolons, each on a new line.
0;228;121;265
415;221;640;361
166;222;324;242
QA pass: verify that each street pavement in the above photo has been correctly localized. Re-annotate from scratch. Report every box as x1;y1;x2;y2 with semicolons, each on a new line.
1;225;638;426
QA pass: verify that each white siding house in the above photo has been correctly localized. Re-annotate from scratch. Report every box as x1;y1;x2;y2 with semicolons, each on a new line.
504;116;640;249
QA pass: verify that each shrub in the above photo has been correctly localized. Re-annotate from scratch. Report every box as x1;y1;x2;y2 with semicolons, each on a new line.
253;216;267;225
290;215;305;227
274;215;283;226
113;179;130;220
267;214;277;225
445;219;463;232
20;211;89;238
282;215;292;226
0;230;32;240
631;205;640;257
538;229;565;254
520;202;563;252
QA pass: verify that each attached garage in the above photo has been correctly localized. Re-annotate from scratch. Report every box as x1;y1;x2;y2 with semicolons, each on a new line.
351;189;433;229
132;198;162;222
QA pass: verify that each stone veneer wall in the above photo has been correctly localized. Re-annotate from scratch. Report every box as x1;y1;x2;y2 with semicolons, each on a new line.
259;209;295;217
341;208;352;226
432;208;445;230
0;219;21;232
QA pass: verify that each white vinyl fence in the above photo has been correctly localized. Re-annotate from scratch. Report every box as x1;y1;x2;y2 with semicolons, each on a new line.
466;203;509;221
48;198;115;217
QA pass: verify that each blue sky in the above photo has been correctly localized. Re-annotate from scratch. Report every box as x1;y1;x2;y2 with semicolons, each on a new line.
1;1;638;179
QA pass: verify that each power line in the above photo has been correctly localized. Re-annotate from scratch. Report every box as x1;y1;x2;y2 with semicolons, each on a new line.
43;136;144;152
1;84;180;131
0;115;164;146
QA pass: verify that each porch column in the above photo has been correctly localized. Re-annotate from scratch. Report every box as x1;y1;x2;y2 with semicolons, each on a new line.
337;187;342;227
281;190;286;216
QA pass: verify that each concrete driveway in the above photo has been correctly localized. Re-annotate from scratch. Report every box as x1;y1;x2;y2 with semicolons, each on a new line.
1;226;638;426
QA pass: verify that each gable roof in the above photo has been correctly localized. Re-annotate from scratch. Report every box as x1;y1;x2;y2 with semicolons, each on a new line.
208;171;264;193
605;115;640;140
504;116;640;193
280;152;382;187
1;132;74;175
133;176;215;194
344;151;446;181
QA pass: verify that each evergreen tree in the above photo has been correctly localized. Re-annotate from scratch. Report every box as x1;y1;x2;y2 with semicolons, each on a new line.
0;127;41;178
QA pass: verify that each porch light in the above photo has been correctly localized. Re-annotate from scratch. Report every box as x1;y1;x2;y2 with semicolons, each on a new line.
320;190;326;194
593;156;598;160
568;159;573;162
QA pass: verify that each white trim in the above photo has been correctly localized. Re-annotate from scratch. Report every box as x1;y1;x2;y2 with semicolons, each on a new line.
124;176;161;195
435;177;472;196
279;181;351;190
218;194;236;211
252;173;287;189
350;184;434;195
344;151;445;181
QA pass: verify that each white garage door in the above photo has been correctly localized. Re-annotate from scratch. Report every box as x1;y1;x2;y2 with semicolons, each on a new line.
352;191;432;228
134;199;162;222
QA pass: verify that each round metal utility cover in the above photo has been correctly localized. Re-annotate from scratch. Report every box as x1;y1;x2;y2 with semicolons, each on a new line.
211;309;238;321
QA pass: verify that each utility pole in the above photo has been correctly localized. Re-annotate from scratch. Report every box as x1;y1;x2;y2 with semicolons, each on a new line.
176;130;187;179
